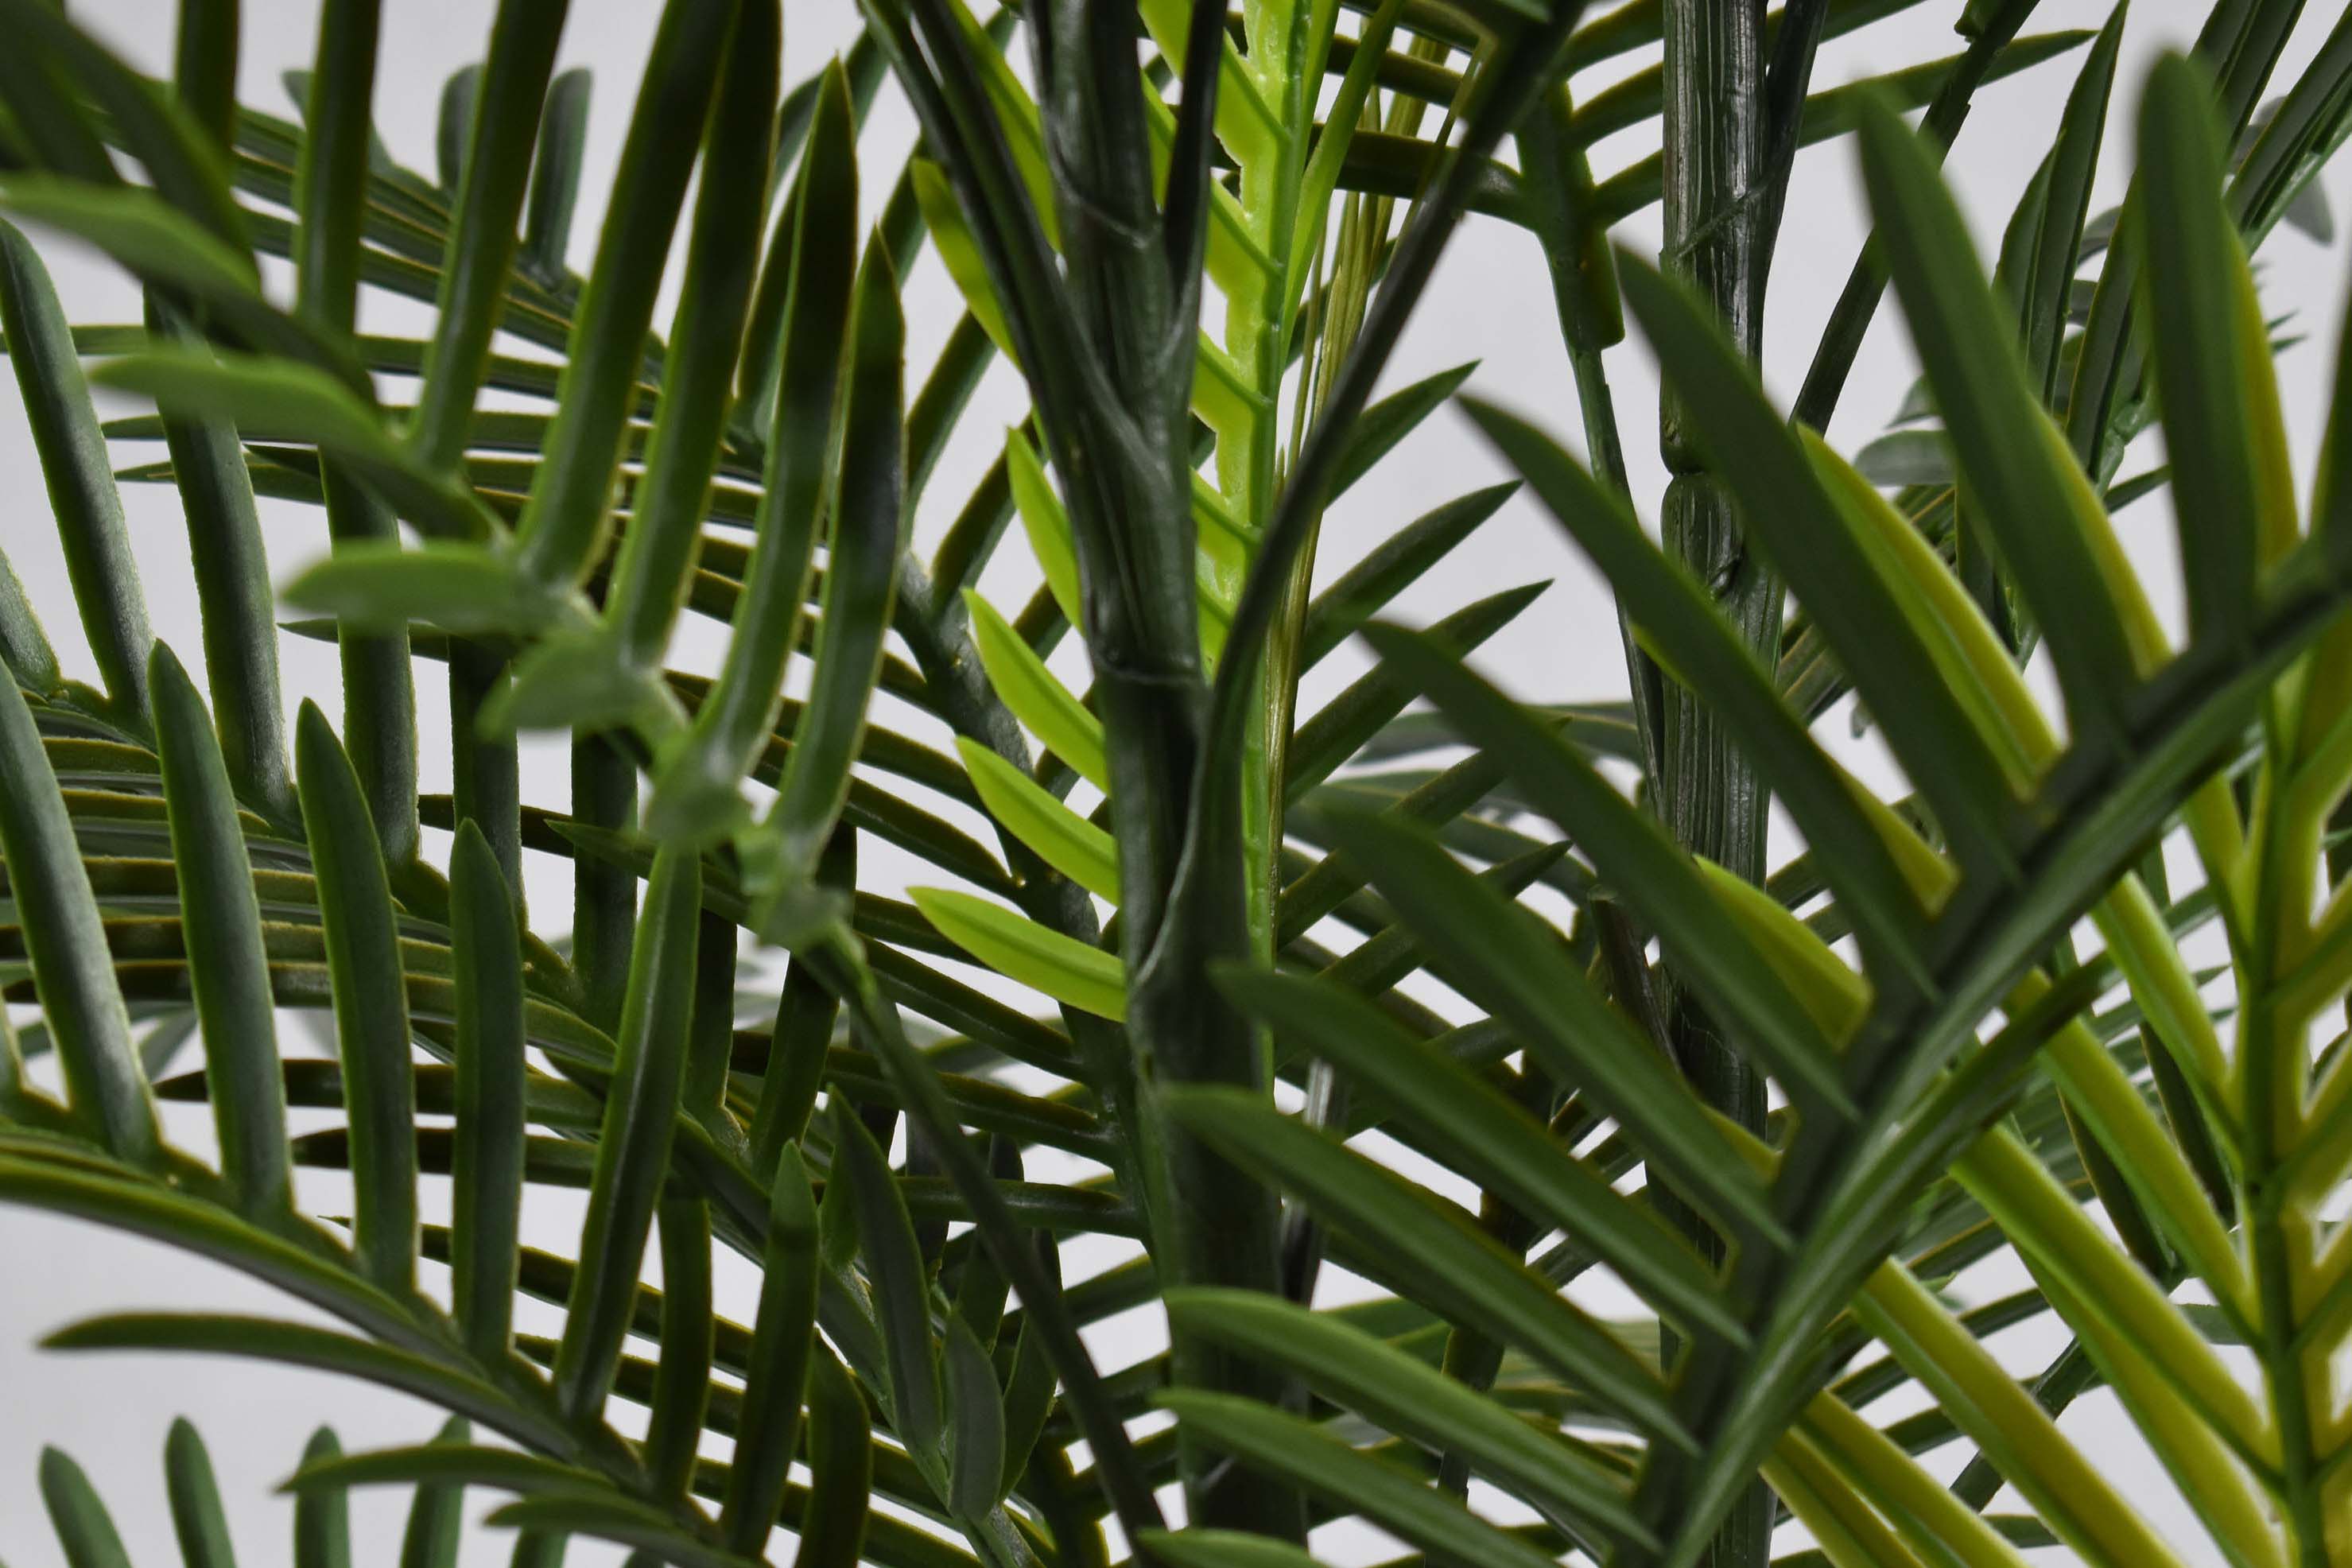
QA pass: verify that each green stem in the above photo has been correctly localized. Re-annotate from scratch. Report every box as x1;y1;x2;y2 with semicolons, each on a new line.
1659;2;1775;1563
2241;735;2331;1565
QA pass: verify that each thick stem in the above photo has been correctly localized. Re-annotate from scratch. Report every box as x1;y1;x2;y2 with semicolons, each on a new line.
1659;1;1776;1562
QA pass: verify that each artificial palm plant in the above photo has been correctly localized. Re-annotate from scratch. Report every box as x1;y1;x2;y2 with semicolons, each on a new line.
2;0;2350;1563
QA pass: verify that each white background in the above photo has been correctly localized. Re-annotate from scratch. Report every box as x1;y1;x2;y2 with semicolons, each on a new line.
2;0;2348;1562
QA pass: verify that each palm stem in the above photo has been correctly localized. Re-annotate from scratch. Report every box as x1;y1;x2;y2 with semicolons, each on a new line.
1659;1;1774;1561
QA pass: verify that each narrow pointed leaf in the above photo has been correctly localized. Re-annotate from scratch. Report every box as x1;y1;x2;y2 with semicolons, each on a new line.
1353;630;1851;1115
604;1;777;670
1616;254;2021;871
397;1417;471;1568
293;1428;349;1568
2140;50;2297;647
0;673;157;1163
962;590;1105;790
830;1100;945;1468
413;1;573;469
164;1419;238;1568
956;738;1118;900
910;888;1126;1020
759;241;906;883
509;0;735;586
1219;966;1740;1342
151;643;287;1214
1463;398;1931;984
553;844;703;1424
721;1145;821;1554
1167;1289;1652;1547
41;1447;134;1568
449;820;526;1361
649;61;858;840
1157;1391;1598;1568
296;702;417;1293
1857;99;2143;738
1163;1086;1690;1450
0;219;152;718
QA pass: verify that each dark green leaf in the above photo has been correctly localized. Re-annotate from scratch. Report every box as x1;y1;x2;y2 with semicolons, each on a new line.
646;42;852;836
522;68;592;286
1461;399;1931;990
412;3;573;470
45;1314;570;1457
553;844;703;1424
603;2;776;673
449;820;526;1362
753;239;906;895
2140;50;2295;648
0;218;152;719
829;1099;945;1469
293;1428;349;1568
397;1417;471;1568
509;0;735;587
721;1144;820;1553
796;1351;873;1568
92;349;499;541
1165;1288;1651;1548
1353;627;1852;1113
1217;966;1739;1344
295;701;417;1294
1162;1086;1691;1451
944;1315;1006;1519
1155;1391;1589;1568
1299;482;1516;668
1857;97;2141;743
164;1419;238;1568
1616;254;2022;873
1329;361;1477;498
0;669;157;1162
151;642;288;1214
40;1446;133;1568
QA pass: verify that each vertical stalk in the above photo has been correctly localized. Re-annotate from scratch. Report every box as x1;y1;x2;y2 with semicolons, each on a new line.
1659;2;1774;1563
2240;698;2331;1565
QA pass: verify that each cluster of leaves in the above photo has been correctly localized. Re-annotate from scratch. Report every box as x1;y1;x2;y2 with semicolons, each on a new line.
0;0;2350;1566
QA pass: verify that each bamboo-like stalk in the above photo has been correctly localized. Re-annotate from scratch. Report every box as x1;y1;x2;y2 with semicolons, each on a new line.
1659;1;1775;1562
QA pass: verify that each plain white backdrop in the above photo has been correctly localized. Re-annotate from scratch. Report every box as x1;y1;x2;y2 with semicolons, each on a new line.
2;0;2347;1562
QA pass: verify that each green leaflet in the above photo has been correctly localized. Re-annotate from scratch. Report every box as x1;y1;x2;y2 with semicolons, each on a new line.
957;739;1119;901
1162;1085;1690;1450
720;1144;820;1553
1217;966;1741;1342
94;349;498;541
40;1446;134;1568
829;1100;946;1473
295;702;417;1294
506;0;735;588
1004;427;1081;629
754;239;907;898
0;668;158;1163
410;3;574;469
552;844;704;1426
448;821;526;1363
1155;1391;1585;1568
151;643;289;1215
1166;1288;1653;1547
910;888;1127;1021
0;218;153;720
944;1314;1007;1520
2139;51;2299;645
396;1417;471;1568
962;589;1108;790
650;60;858;845
797;1350;873;1568
163;1419;238;1568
